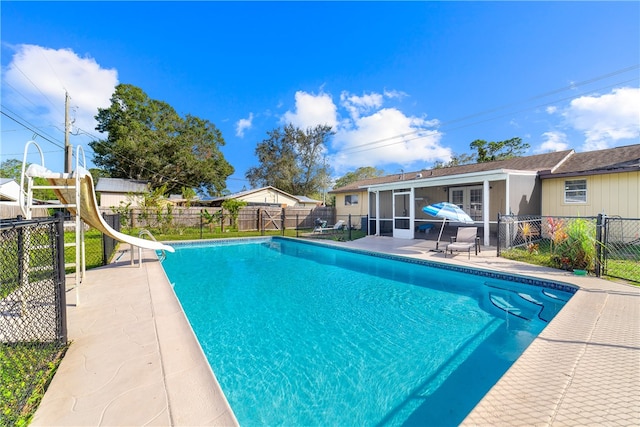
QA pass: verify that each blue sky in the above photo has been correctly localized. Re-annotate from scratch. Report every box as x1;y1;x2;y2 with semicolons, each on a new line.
2;1;639;193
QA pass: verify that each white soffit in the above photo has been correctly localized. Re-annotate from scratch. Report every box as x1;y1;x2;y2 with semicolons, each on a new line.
364;169;540;192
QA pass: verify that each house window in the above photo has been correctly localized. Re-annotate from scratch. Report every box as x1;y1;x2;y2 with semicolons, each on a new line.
564;179;587;203
345;195;359;206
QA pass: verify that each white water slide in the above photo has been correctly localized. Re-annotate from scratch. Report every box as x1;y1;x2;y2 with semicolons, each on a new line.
20;141;174;253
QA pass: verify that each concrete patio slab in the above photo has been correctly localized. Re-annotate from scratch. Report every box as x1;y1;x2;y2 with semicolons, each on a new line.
31;249;237;427
31;236;639;426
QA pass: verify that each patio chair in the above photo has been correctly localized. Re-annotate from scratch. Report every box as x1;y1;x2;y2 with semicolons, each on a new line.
314;219;346;234
445;227;479;259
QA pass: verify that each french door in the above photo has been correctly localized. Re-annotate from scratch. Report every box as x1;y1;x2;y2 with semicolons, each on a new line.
450;186;482;221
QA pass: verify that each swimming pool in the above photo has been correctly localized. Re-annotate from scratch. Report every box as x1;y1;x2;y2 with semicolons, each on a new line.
160;237;576;426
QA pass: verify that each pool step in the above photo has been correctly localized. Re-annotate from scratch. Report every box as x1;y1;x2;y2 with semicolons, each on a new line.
485;292;541;321
482;281;570;322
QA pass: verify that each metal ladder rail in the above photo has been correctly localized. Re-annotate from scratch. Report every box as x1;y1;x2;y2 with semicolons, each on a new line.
134;229;167;266
19;141;87;306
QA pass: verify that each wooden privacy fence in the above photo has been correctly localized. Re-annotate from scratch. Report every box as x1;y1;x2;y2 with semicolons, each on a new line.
103;205;336;232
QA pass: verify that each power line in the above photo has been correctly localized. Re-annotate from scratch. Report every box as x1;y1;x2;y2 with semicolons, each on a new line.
9;62;64;116
337;65;639;154
0;108;65;150
338;74;639;156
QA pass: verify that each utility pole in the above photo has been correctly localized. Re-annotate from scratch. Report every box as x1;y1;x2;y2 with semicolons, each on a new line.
64;91;72;173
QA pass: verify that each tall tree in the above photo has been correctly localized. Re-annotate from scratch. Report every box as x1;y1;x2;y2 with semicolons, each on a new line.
90;84;234;196
245;124;333;195
333;166;385;189
432;152;476;168
470;137;530;163
433;137;530;168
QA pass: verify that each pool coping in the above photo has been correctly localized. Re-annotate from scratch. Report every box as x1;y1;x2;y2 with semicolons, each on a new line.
31;236;639;426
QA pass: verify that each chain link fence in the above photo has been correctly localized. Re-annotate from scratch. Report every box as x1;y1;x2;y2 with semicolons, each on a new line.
1;214;68;425
601;216;640;283
498;214;640;284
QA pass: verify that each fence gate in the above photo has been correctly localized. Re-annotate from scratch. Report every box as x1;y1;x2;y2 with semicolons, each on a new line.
602;216;640;283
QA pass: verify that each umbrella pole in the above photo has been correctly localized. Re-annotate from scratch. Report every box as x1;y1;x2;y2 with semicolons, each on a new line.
431;218;446;252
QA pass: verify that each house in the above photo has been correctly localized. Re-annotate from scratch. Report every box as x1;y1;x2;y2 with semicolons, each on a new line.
539;144;640;218
0;178;20;204
95;178;149;209
330;144;640;245
0;177;50;219
204;186;322;208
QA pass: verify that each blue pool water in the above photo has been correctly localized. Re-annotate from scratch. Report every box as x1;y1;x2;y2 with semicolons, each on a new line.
160;238;575;426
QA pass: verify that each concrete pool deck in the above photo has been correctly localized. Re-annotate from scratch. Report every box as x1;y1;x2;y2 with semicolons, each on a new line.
31;236;639;426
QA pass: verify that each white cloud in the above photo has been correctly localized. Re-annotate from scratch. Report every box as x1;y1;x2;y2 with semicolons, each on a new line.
383;89;408;100
536;131;569;153
281;91;338;129
340;91;384;120
330;108;448;173
560;87;640;151
235;113;253;137
281;89;450;174
2;44;118;140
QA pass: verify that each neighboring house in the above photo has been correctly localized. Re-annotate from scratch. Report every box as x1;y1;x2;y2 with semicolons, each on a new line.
539;144;640;218
0;178;20;204
330;145;640;244
95;178;149;209
166;194;200;207
0;177;50;219
204;186;322;208
0;178;21;218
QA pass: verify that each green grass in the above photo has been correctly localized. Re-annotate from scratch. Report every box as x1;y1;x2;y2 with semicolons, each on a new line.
117;226;366;242
143;227;301;241
604;259;640;284
63;229;104;272
0;342;68;427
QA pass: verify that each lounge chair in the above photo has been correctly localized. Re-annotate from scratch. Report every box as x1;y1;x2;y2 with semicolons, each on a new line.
445;227;479;259
314;219;346;234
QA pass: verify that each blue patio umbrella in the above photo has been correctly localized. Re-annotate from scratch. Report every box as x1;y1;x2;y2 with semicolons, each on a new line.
422;202;475;251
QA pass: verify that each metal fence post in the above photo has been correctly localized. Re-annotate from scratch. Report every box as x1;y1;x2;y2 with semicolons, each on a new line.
102;213;108;266
348;214;352;240
281;207;285;236
595;213;604;278
17;215;24;288
296;214;299;237
54;212;68;342
497;213;502;257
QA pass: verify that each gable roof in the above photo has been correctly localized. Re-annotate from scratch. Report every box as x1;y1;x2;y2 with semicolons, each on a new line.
206;186;321;205
0;178;20;202
95;178;149;194
539;144;640;178
330;150;573;193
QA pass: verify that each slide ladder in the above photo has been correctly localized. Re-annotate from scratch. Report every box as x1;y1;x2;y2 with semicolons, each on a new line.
19;141;86;305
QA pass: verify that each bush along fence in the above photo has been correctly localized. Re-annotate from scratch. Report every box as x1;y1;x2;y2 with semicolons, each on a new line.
497;213;640;284
0;213;68;424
